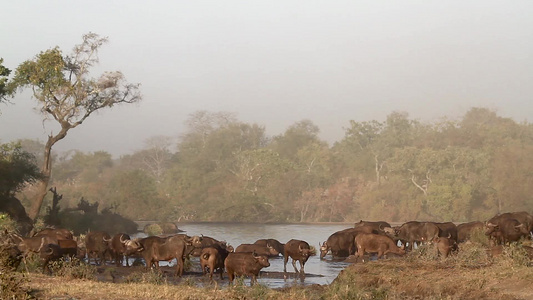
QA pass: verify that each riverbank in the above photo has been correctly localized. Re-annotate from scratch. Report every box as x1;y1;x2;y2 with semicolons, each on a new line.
18;242;533;300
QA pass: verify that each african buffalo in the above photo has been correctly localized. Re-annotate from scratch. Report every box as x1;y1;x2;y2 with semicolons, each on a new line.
57;239;78;259
320;228;368;259
485;218;530;245
283;239;311;275
200;242;232;280
110;233;143;266
235;243;279;257
391;221;440;251
85;231;112;265
434;222;458;242
254;239;285;256
355;233;405;259
354;220;392;233
433;236;457;258
224;251;270;285
188;235;219;257
33;228;73;240
40;243;62;274
457;221;484;243
486;212;533;240
140;235;201;276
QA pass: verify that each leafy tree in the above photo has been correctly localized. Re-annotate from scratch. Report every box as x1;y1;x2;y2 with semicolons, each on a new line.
10;33;141;219
0;143;42;197
0;58;13;106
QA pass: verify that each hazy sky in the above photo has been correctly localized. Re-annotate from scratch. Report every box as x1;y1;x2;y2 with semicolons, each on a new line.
1;1;532;157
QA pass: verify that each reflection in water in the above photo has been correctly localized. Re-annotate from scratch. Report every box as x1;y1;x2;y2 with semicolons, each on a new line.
158;223;354;288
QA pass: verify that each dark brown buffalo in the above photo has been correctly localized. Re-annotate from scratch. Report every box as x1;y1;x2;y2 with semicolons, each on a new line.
355;233;405;259
354;220;392;233
487;211;533;234
390;221;440;251
57;239;78;259
140;235;201;276
254;239;285;256
85;231;112;265
433;222;458;241
109;233;143;267
40;243;62;274
235;243;279;257
10;234;57;256
283;239;311;275
433;236;457;258
188;235;218;257
200;242;232;280
457;221;484;243
33;228;73;240
485;218;530;245
319;227;371;259
224;251;270;285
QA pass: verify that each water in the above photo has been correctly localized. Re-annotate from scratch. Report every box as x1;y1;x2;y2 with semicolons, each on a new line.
133;222;353;288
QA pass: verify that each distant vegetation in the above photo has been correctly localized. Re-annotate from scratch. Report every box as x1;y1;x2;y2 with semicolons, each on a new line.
11;107;533;223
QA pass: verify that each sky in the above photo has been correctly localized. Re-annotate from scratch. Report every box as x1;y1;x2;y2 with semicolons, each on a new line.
1;1;532;157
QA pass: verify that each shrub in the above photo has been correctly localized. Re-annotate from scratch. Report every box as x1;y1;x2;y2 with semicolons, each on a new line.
124;269;167;285
143;224;163;236
49;258;96;280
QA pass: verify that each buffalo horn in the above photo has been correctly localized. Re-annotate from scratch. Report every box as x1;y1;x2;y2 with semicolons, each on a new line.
120;234;127;243
487;222;497;227
46;247;54;255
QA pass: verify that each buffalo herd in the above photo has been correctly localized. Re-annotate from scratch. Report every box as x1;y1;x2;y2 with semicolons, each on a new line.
1;211;532;285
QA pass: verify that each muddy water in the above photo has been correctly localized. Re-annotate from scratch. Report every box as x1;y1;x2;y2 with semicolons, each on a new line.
133;223;354;288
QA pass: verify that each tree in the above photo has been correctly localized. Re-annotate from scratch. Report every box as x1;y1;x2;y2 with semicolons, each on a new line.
0;58;13;108
10;33;142;219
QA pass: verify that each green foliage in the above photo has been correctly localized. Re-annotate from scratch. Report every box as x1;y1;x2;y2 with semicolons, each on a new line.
0;58;13;104
40;107;533;223
0;143;42;197
0;213;18;232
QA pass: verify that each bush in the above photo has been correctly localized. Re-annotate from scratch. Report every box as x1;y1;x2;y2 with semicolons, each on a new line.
124;269;167;285
48;258;96;280
143;224;163;236
0;271;33;300
0;213;19;232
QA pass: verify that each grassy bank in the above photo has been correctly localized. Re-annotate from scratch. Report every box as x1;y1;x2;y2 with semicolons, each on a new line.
9;242;533;300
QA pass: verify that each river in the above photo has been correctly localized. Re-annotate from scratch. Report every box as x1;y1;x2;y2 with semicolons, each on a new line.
133;222;354;288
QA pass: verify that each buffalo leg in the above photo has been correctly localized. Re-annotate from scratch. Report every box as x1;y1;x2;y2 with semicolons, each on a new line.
283;256;289;272
291;259;299;273
299;260;305;275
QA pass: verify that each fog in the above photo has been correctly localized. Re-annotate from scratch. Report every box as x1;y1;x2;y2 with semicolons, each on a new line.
1;1;532;157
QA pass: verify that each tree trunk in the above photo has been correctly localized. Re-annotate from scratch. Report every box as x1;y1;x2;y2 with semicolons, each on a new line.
28;127;69;220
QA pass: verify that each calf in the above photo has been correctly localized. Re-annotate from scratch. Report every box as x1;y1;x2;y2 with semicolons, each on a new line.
224;251;270;285
355;233;405;259
283;239;311;275
235;244;279;257
200;243;231;280
433;236;458;258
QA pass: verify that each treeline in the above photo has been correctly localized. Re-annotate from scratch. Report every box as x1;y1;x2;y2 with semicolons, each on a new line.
16;108;533;223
